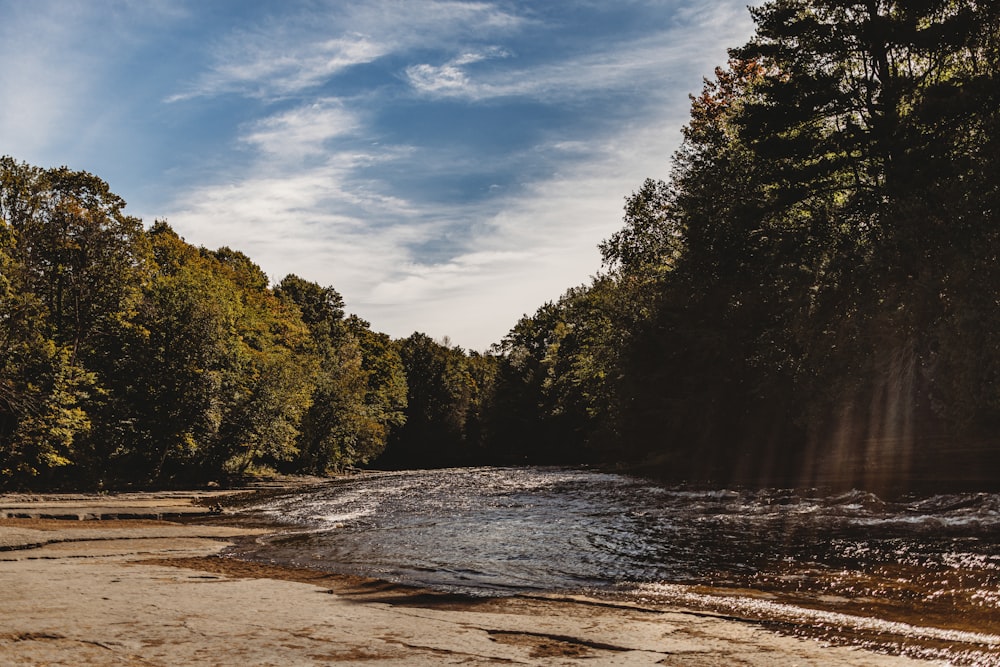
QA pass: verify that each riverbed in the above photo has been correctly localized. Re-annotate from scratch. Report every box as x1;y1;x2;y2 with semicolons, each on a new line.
229;466;1000;664
0;487;925;666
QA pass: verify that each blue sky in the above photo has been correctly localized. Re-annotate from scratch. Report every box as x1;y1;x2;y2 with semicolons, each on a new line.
0;0;754;350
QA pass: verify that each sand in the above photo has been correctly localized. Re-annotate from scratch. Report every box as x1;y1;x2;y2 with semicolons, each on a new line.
0;491;934;666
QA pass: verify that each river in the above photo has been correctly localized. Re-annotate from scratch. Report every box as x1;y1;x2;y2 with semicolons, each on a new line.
227;466;1000;664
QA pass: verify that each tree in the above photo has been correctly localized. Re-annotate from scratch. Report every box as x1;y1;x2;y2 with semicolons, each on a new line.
345;315;408;461
98;224;314;483
9;163;148;362
588;0;1000;485
0;158;145;486
600;178;678;277
0;221;92;484
276;275;345;344
380;333;481;468
727;0;1000;483
276;278;405;473
487;280;624;464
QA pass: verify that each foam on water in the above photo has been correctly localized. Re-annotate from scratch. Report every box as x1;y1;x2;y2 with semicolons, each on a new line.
631;582;1000;664
638;582;1000;645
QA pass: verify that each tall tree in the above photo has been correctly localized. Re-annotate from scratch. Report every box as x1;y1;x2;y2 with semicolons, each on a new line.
596;0;1000;484
345;315;408;461
100;224;314;483
380;333;481;468
276;277;405;473
0;158;144;485
0;218;92;483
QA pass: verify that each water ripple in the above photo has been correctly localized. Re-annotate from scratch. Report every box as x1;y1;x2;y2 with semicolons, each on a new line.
229;466;1000;663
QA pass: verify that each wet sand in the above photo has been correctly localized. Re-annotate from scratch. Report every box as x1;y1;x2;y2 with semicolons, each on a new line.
0;491;934;666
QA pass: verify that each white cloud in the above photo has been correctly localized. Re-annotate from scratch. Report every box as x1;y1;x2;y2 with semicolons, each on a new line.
357;123;686;349
406;63;472;94
167;163;415;292
166;103;426;304
335;1;526;40
168;34;386;102
168;1;525;102
242;99;360;162
405;47;511;94
403;7;753;103
1;0;758;352
161;0;756;350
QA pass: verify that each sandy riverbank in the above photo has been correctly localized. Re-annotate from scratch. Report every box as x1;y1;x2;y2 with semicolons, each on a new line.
0;491;934;666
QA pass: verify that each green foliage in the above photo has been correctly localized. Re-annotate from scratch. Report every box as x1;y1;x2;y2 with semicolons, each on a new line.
276;275;346;345
600;178;677;277
276;279;406;474
489;281;622;463
379;333;494;468
92;227;316;483
291;335;367;473
0;166;410;488
0;330;93;481
4;2;1000;489
10;162;149;360
0;159;143;487
345;315;408;450
486;1;1000;488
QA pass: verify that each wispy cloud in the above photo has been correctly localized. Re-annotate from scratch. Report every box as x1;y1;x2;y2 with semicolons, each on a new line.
154;0;756;348
356;123;688;348
0;1;189;179
241;99;361;162
332;0;526;41
405;47;511;94
167;34;387;102
166;160;419;290
167;0;526;102
403;6;753;104
0;3;107;160
1;0;759;348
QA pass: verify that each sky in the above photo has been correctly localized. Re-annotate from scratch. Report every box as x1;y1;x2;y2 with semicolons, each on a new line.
0;0;756;351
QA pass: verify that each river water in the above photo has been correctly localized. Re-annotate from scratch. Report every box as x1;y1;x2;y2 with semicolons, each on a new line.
228;467;1000;664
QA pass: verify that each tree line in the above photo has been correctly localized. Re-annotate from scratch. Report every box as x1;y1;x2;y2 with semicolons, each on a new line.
0;159;410;487
4;0;1000;490
487;0;1000;490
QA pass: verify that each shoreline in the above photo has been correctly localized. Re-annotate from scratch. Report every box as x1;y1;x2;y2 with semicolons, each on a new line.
1;491;933;666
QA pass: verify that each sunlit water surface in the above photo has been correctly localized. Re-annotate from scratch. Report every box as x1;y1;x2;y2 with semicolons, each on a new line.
229;467;1000;663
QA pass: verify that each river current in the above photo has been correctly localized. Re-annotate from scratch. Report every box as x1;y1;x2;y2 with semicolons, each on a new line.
229;467;1000;663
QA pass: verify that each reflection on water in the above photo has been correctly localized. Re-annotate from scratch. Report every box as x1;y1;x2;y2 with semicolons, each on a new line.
229;467;1000;664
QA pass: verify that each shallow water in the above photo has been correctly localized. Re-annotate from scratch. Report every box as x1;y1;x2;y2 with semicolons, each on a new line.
229;467;1000;663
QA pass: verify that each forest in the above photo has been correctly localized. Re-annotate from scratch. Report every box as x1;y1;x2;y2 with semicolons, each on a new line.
3;0;1000;491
